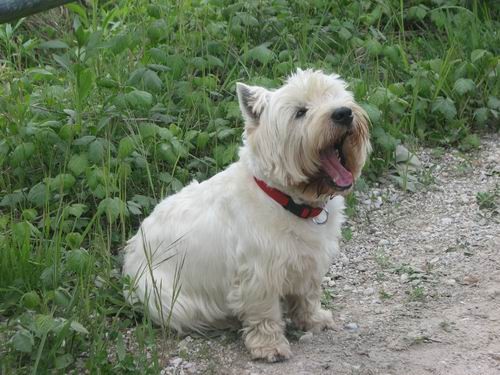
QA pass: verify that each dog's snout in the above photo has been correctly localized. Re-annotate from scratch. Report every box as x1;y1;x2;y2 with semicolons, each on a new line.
331;107;353;126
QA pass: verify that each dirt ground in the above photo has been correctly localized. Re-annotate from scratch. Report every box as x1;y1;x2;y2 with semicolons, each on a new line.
159;133;500;375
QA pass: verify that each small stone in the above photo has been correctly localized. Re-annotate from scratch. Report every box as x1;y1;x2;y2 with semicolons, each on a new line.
441;217;453;225
344;322;359;332
323;276;332;283
463;275;480;285
170;357;183;367
400;274;409;283
363;287;375;296
430;257;440;264
444;279;456;286
487;288;500;299
489;352;500;362
299;331;313;344
328;280;336;287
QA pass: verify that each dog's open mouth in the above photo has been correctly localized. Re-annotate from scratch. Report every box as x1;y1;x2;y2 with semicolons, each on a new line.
319;142;353;190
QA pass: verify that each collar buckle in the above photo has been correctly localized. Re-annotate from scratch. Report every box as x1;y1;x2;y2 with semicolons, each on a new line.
312;207;329;225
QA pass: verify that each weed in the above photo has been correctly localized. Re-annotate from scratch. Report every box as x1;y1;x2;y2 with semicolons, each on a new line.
379;289;393;300
375;249;392;269
408;286;426;301
342;227;353;241
476;185;499;211
320;290;334;308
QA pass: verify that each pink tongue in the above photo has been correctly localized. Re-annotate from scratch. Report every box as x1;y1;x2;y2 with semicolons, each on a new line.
320;149;353;187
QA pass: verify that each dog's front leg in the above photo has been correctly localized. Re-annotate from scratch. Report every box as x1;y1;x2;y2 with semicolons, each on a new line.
287;285;335;333
228;268;291;362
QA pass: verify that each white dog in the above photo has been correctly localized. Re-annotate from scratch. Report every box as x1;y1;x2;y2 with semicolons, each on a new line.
123;69;371;362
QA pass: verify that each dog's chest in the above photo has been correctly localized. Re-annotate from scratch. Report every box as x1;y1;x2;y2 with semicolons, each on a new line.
280;236;332;295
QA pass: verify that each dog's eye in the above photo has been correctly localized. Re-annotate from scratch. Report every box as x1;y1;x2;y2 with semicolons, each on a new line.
295;108;308;118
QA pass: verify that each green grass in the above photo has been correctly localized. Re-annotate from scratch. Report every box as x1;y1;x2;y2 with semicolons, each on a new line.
0;0;499;373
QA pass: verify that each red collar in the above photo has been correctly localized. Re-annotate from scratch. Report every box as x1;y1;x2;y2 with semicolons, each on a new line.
254;177;323;219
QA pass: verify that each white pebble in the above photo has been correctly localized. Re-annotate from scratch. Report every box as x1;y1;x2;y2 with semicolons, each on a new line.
299;331;313;344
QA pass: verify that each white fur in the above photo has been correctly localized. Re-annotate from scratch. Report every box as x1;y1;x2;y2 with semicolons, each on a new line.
123;69;369;362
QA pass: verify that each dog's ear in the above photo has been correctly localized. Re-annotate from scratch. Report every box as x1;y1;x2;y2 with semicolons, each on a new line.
236;83;270;127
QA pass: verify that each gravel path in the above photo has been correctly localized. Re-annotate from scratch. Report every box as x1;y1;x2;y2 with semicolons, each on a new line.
160;133;500;375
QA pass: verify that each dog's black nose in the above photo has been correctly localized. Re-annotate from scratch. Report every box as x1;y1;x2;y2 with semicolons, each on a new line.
332;107;353;126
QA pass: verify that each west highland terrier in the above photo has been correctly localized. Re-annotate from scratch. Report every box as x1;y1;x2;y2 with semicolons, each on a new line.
123;69;371;362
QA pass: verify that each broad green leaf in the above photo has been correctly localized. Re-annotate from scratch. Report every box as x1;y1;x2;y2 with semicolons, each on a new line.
459;134;480;151
453;78;475;95
11;330;34;353
12;221;31;245
196;132;210;149
98;197;126;223
11;142;35;166
432;97;457;120
191;57;206;69
118;137;135;158
473;107;489;125
39;40;69;49
0;191;24;207
68;154;88;176
138;123;158;139
77;68;93;101
66;249;90;274
487;96;500;110
245;44;274;64
49;174;76;191
408;6;427;21
28;183;49;206
53;54;71;71
237;12;258;27
54;290;71;307
125;90;153;109
70;321;89;335
338;27;352;40
68;203;88;217
21;291;41;309
88;139;105;163
147;19;168;42
73;135;96;146
365;39;382;56
116;332;126;361
470;49;489;63
55;354;73;370
66;232;83;249
35;314;57;335
361;103;381;124
143;69;163;92
127;201;142;215
97;78;119;88
147;4;161;18
157;143;178;164
109;34;130;55
206;55;224;68
373;126;397;152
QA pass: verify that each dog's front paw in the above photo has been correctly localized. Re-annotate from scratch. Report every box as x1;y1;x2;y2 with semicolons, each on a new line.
249;342;292;362
294;308;335;333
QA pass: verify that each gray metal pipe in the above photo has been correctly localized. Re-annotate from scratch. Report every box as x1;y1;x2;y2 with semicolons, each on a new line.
0;0;75;24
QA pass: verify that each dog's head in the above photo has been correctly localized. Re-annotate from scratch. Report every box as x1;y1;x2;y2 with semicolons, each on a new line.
237;69;371;203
